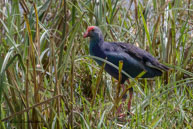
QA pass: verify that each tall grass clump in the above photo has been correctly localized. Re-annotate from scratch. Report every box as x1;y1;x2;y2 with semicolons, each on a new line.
0;0;192;128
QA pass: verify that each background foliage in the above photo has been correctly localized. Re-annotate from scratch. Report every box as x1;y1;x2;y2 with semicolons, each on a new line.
0;0;193;128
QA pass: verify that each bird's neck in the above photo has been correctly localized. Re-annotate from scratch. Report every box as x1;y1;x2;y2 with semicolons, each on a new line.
90;36;104;44
89;37;104;56
89;37;106;65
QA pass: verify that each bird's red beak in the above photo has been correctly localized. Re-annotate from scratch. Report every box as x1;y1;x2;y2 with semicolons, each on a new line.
83;26;95;38
83;31;89;38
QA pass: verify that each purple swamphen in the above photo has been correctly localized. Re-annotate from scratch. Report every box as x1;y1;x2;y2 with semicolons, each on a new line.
84;26;169;116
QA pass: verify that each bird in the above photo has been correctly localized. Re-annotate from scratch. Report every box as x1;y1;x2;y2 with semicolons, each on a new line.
83;26;169;117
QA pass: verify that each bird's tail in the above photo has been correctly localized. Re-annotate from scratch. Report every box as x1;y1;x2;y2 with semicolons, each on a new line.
146;61;169;71
158;63;169;71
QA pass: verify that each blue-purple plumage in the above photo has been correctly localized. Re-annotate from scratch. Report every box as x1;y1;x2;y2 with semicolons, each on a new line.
84;26;169;84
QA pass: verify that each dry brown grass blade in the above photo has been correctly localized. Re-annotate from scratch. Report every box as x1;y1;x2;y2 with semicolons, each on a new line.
25;58;30;129
50;35;60;129
24;10;39;129
19;0;29;14
34;3;41;58
134;0;138;22
70;60;74;128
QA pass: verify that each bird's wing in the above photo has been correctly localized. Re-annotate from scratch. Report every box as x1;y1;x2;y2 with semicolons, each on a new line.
103;47;147;78
102;42;146;71
109;42;169;71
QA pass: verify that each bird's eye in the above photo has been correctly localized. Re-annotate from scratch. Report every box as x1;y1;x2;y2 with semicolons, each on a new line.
91;29;94;32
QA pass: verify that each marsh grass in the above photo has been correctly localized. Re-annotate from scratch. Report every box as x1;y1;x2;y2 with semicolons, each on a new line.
0;0;193;128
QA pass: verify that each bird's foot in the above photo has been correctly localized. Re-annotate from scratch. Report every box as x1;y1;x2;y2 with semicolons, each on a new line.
118;113;127;119
117;111;134;121
127;111;134;116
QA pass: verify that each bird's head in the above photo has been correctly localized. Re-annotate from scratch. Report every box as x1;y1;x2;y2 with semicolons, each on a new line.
83;26;103;40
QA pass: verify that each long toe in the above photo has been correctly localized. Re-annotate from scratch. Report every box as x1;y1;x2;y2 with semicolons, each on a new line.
127;110;134;116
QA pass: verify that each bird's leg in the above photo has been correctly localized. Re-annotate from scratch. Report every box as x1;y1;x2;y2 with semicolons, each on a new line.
116;84;127;114
117;80;134;118
127;87;133;114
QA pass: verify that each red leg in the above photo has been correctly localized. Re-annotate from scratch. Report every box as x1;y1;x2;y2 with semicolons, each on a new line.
117;80;134;118
127;87;133;114
117;84;127;114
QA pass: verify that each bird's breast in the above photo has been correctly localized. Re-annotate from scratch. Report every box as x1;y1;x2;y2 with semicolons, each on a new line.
89;43;106;65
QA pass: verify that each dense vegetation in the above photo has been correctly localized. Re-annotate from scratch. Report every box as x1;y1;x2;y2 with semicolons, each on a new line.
0;0;192;128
